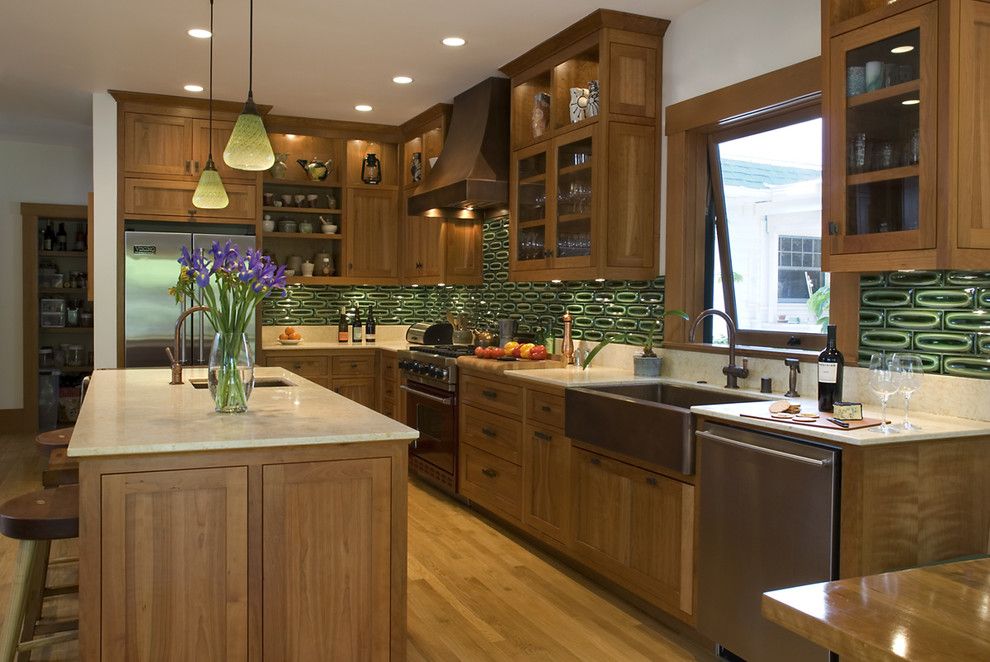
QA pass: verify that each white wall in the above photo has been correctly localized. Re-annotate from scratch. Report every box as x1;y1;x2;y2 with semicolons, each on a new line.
0;139;92;409
659;0;821;270
91;92;117;369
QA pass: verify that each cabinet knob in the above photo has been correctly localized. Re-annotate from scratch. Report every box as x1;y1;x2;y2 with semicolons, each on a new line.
828;221;839;236
590;457;601;466
350;363;358;368
481;389;497;399
292;363;302;369
481;427;497;438
646;476;658;486
540;405;552;412
534;431;552;442
481;467;498;478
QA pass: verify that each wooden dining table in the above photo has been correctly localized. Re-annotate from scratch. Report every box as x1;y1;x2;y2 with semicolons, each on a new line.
761;558;990;661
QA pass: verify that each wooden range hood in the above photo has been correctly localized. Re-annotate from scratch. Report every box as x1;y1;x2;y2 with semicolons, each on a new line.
407;77;509;218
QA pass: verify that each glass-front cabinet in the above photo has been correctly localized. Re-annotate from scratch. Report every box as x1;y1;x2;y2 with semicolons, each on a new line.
511;143;552;272
827;3;937;256
553;130;595;269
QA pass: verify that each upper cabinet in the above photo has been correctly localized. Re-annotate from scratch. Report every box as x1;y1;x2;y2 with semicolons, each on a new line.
500;10;668;282
123;113;194;177
824;0;990;271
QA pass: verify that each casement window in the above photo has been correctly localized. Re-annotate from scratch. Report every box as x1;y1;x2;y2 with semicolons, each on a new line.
704;108;829;349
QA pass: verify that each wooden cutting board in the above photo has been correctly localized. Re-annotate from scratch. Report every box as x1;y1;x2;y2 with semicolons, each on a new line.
741;412;885;431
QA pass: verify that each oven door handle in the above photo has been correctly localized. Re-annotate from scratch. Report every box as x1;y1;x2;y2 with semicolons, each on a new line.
400;385;455;406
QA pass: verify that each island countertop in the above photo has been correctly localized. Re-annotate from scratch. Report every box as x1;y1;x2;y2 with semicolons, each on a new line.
67;366;418;458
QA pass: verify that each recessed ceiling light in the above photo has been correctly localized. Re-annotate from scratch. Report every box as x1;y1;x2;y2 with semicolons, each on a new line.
890;45;915;54
442;36;466;47
187;28;212;39
392;76;414;85
902;99;920;105
184;84;204;93
354;104;373;112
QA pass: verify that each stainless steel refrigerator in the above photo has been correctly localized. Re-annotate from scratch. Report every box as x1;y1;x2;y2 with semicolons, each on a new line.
124;230;256;367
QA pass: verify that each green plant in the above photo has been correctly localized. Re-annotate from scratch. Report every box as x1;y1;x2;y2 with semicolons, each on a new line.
581;337;612;370
642;309;690;357
807;285;831;333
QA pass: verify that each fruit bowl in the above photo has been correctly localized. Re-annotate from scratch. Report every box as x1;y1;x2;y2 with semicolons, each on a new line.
277;338;303;346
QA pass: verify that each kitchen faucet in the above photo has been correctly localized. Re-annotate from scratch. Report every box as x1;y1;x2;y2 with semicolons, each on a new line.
165;306;211;385
688;309;749;389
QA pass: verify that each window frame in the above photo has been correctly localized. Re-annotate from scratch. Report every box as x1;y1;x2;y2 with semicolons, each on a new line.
705;103;828;351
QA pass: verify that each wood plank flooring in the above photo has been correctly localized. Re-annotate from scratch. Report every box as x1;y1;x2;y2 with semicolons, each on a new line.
0;432;713;661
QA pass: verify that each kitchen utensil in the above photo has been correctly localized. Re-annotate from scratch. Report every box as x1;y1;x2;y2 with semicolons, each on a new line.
297;157;333;181
890;353;923;430
868;353;903;434
277;338;303;345
286;255;303;273
298;220;314;234
280;194;292;207
306;193;319;207
262;215;275;232
498;318;519;344
293;194;306;207
263;192;275;206
273;200;283;207
278;219;298;233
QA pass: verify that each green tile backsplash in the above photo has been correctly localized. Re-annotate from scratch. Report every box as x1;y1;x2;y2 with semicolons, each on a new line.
262;217;666;345
859;271;990;379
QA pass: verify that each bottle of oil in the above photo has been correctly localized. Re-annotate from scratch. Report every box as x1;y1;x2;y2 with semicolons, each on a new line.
337;306;349;343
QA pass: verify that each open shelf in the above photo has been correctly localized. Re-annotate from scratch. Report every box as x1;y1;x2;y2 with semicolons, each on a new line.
558;162;593;177
847;80;920;108
519;174;546;185
557;213;592;224
264;178;341;189
39;250;86;258
847;164;919;186
39;288;86;295
518;218;547;229
262;206;341;215
263;232;342;241
40;326;93;334
286;276;348;285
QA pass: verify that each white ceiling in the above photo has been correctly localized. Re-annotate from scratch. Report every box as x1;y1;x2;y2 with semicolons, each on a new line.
0;1;705;146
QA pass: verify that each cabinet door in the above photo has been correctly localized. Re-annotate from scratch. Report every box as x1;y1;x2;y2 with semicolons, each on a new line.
571;448;631;566
403;215;444;282
192;118;256;182
444;219;483;284
629;468;694;615
552;127;596;271
608;42;658;118
827;3;937;256
957;0;990;250
263;458;392;660
101;467;248;661
334;377;377;409
124;178;257;221
346;188;398;279
123;112;194;176
510;142;553;274
605;122;658;273
522;423;570;543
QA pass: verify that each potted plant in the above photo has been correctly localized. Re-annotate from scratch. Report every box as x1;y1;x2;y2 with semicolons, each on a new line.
635;309;689;377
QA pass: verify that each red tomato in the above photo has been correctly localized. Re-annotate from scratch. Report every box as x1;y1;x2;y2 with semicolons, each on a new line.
474;346;485;357
491;347;505;359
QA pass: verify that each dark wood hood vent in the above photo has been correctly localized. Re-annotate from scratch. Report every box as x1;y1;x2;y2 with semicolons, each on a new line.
407;77;509;218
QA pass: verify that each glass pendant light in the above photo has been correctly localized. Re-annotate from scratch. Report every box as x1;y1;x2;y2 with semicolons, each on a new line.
193;0;229;209
223;0;274;171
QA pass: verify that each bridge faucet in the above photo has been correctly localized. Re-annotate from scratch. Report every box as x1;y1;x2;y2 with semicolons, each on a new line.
165;306;211;385
687;309;749;389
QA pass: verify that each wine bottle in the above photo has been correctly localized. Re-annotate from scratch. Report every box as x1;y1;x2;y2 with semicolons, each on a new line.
351;305;363;343
56;223;67;251
337;306;349;343
365;306;376;344
43;222;55;251
818;324;844;412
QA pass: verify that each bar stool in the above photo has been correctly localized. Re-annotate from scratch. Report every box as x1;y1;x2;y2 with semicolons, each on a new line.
0;485;79;662
34;428;73;458
35;431;78;489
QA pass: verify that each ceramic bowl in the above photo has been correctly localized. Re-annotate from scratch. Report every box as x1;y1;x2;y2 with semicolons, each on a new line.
277;338;303;345
321;225;339;234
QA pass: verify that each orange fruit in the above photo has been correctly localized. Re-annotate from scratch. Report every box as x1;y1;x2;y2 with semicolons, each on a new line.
284;326;296;336
278;333;288;340
289;332;302;340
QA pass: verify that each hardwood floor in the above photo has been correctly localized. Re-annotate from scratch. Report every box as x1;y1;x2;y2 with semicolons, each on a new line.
0;432;713;661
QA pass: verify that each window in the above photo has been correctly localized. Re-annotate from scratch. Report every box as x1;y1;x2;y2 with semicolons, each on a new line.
706;110;829;348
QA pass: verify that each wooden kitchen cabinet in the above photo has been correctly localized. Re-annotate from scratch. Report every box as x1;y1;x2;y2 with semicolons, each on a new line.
124;177;257;222
403;214;445;282
122;112;194;176
333;377;377;409
263;458;392;659
192;118;256;182
444;219;483;283
100;467;249;660
824;0;990;270
346;188;399;280
501;10;667;281
522;422;570;543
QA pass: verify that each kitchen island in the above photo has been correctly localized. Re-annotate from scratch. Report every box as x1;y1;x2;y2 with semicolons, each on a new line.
68;367;418;661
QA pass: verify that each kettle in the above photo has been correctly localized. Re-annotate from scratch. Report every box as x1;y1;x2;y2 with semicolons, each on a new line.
297;157;333;181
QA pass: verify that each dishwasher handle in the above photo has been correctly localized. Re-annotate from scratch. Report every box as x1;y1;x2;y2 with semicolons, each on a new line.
697;431;833;467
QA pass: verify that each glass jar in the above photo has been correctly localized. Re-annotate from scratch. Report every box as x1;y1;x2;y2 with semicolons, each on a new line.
66;345;84;367
39;347;54;369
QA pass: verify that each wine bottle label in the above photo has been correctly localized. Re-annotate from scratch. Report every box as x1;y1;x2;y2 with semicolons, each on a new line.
818;362;838;384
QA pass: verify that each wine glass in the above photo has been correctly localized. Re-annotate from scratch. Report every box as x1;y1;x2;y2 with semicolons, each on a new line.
868;353;902;434
890;353;923;430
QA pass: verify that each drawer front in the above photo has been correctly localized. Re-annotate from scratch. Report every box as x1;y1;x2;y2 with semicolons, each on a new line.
381;379;398;402
382;354;399;375
460;373;523;416
459;444;521;521
381;398;396;420
307;376;331;389
460;404;522;464
526;389;565;429
332;354;375;377
266;355;328;378
124;178;256;220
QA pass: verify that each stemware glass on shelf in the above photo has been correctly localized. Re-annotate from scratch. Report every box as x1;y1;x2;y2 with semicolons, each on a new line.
890;353;923;430
868;353;903;434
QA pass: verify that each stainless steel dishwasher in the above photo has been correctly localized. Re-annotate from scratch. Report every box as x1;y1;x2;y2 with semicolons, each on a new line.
697;423;839;662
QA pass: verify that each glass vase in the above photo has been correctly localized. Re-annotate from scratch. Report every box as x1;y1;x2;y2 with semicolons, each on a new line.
208;332;254;413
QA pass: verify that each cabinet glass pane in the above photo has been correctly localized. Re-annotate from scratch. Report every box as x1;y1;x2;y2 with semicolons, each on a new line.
517;226;547;261
846;176;919;235
556;136;593;258
517;153;547;223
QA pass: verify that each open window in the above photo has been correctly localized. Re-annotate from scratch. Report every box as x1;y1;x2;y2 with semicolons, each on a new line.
705;108;828;350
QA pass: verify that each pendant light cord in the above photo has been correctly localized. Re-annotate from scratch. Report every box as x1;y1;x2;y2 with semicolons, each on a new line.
208;0;215;158
247;0;253;97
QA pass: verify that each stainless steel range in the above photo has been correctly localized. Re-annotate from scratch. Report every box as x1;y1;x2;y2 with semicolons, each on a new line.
398;344;475;494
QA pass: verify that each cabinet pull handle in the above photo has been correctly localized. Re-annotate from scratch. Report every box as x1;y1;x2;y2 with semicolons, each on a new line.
481;389;497;399
482;468;498;478
350;363;358;368
534;431;552;441
828;221;839;236
540;405;552;412
646;476;658;486
481;428;497;437
293;363;302;369
184;160;191;174
590;457;601;466
193;160;200;173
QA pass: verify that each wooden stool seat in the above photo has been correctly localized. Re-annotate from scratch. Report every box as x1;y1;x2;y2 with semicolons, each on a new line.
35;428;73;456
0;486;79;541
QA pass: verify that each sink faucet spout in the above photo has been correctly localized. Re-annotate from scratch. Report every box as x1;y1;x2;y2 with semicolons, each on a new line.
166;305;211;385
688;309;749;389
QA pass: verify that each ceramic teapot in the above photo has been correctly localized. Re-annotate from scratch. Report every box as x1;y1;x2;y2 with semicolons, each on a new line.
297;157;333;181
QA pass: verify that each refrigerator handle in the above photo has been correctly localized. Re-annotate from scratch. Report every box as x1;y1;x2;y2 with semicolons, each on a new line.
179;296;187;364
198;313;206;364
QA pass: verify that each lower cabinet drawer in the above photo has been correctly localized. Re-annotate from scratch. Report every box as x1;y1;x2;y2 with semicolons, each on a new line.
381;379;398;402
459;444;521;521
332;354;375;377
382;354;399;374
266;355;328;378
381;398;396;420
526;389;565;428
460;372;523;416
459;404;522;464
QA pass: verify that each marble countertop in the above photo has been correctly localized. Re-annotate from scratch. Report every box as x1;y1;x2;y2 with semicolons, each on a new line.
67;367;418;458
262;340;410;352
692;399;990;446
